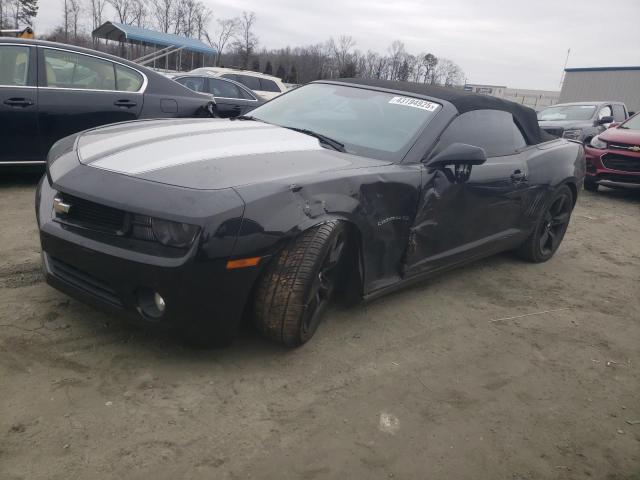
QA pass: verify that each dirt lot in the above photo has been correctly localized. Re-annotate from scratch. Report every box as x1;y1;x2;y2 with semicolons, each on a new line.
1;172;639;480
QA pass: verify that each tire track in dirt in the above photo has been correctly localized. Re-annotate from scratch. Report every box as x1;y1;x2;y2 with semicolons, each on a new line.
0;260;43;289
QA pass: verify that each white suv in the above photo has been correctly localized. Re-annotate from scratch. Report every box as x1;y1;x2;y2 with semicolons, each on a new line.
189;67;287;100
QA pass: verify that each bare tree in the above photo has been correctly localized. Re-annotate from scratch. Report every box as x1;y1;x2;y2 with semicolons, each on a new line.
8;0;19;28
329;35;355;74
130;0;148;27
422;53;438;84
387;40;405;80
205;17;237;66
150;0;174;32
233;11;257;69
68;0;81;39
193;3;210;40
108;0;135;24
88;0;107;31
432;58;463;86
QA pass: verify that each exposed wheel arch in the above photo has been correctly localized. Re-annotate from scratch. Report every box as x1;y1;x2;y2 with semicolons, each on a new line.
564;181;578;206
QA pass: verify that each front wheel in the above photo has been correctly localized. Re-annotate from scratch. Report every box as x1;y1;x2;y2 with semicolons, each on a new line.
253;221;348;347
516;185;574;263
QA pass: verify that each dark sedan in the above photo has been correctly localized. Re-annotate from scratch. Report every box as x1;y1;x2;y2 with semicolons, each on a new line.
37;79;585;347
173;74;265;118
0;38;215;165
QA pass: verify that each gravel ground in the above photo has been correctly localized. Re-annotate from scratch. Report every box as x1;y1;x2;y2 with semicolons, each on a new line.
1;172;639;480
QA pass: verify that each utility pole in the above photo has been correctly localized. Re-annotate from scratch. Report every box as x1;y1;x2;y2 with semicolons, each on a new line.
559;48;571;89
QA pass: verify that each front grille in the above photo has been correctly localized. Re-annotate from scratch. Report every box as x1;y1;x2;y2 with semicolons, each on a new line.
608;142;640;153
49;256;122;307
601;153;640;172
57;192;127;234
543;127;564;138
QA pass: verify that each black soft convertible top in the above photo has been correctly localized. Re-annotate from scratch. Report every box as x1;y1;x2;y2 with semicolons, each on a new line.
335;78;552;145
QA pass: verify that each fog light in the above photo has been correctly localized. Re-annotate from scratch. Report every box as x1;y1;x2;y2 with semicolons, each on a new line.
137;288;166;320
154;292;166;313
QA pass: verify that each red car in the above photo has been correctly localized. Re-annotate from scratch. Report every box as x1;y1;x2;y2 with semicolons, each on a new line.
584;113;640;191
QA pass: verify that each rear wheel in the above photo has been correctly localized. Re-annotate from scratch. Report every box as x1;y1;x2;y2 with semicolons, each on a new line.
254;221;348;347
516;185;574;263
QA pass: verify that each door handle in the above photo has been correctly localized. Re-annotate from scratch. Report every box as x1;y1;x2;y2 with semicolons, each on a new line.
510;170;526;182
114;99;137;108
4;97;34;107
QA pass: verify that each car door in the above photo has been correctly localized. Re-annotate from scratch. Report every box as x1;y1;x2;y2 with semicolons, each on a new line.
36;46;144;159
0;43;39;163
208;77;259;117
404;109;530;275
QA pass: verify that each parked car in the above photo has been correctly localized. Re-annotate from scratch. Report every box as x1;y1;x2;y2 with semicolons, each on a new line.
0;38;215;166
584;112;640;191
189;66;286;100
173;74;265;118
36;79;584;347
538;101;630;143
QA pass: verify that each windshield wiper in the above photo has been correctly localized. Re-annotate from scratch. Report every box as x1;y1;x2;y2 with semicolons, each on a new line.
283;127;346;152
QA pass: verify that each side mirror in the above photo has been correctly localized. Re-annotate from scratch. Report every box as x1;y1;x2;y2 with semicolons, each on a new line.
426;143;487;169
598;115;614;125
628;111;635;117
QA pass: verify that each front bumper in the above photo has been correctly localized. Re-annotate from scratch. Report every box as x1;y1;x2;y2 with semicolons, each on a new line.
584;146;640;189
37;177;261;335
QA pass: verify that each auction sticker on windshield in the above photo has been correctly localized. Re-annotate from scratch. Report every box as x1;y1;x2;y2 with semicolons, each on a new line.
388;96;439;111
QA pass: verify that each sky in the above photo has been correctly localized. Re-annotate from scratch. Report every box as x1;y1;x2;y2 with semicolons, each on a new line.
34;0;640;91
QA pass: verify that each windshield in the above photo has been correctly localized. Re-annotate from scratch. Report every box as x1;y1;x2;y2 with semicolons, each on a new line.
620;113;640;130
248;83;441;161
537;105;596;121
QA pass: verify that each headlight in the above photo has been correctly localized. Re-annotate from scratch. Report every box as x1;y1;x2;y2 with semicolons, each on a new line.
562;129;583;140
151;218;199;248
589;135;607;149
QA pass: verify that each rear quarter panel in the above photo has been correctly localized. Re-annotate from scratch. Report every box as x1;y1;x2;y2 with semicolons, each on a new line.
524;139;585;222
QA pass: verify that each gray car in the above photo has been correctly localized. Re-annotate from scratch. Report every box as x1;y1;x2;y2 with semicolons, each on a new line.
173;75;265;118
538;101;630;143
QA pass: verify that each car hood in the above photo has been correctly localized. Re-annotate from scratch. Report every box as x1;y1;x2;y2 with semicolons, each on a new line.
538;120;593;130
75;118;387;190
599;126;640;144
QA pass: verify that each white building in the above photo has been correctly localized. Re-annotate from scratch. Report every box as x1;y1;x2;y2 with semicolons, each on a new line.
559;66;640;113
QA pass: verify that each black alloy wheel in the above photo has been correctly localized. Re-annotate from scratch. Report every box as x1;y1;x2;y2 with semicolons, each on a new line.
516;185;574;263
254;221;349;347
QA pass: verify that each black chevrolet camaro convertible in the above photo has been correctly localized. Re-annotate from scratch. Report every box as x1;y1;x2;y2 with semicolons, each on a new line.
36;79;585;347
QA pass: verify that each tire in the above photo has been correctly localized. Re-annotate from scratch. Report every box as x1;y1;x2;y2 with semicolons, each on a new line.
253;221;349;347
584;179;599;192
516;185;574;263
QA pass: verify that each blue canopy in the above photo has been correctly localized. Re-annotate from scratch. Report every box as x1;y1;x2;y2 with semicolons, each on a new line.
92;21;215;55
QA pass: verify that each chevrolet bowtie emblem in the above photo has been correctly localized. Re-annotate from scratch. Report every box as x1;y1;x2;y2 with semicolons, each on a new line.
53;196;71;214
630;145;640;152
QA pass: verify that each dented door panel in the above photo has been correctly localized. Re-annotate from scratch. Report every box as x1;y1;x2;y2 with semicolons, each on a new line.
233;165;422;294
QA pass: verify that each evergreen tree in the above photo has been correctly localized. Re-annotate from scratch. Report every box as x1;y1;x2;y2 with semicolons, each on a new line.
287;64;298;83
397;59;410;81
339;61;357;78
275;64;286;80
18;0;38;26
263;61;273;76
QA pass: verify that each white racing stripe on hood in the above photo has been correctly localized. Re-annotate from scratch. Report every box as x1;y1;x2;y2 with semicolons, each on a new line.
79;120;273;164
87;126;324;175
